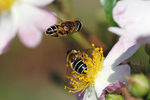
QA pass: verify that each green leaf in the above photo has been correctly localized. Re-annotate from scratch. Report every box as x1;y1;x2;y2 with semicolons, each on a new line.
101;0;119;26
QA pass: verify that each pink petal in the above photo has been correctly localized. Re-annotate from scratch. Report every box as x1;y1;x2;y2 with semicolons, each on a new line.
112;0;150;37
94;64;130;98
31;7;57;31
103;36;141;67
16;3;57;48
21;0;54;6
100;81;126;100
18;23;42;48
17;3;57;32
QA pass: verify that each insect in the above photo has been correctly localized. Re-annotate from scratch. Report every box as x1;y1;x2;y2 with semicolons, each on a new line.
64;45;105;96
45;19;82;37
66;49;87;74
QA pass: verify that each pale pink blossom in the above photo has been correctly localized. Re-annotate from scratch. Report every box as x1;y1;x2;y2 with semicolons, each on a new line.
109;0;150;48
0;0;57;54
108;0;150;67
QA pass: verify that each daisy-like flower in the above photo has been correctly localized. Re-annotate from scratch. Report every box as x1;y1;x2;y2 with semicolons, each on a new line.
65;44;130;100
0;0;57;54
108;0;150;60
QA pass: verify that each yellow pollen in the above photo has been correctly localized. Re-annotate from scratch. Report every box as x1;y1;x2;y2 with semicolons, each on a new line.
64;86;67;89
0;0;17;12
69;90;71;93
65;44;105;95
78;93;81;96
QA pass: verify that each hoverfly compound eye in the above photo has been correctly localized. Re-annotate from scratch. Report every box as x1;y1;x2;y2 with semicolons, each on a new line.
75;20;82;32
67;50;77;55
66;49;78;62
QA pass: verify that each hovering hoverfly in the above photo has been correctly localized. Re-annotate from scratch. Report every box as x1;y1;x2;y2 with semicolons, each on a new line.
45;14;82;37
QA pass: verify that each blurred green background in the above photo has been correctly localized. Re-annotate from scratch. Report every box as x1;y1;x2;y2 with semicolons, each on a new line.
0;0;149;100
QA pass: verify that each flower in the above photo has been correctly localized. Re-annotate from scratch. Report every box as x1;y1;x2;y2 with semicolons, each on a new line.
65;44;130;100
109;0;150;42
108;0;150;59
0;0;57;54
83;44;130;100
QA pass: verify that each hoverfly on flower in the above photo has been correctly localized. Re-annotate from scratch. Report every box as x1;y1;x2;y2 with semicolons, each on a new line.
64;44;105;96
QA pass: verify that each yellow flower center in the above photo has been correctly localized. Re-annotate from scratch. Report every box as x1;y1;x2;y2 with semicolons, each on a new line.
0;0;16;12
65;44;105;96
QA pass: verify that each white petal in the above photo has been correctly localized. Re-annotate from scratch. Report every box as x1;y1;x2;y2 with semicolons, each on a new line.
103;36;141;67
95;64;130;98
109;27;150;45
0;7;19;54
83;85;97;100
108;27;127;36
108;27;143;38
21;0;54;6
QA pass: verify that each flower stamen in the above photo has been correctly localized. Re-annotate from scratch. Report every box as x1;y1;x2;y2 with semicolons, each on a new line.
0;0;16;12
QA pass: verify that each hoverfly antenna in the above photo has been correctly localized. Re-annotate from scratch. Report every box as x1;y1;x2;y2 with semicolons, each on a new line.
49;11;63;22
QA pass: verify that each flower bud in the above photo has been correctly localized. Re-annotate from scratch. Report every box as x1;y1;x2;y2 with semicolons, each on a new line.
145;43;150;56
127;74;150;98
106;94;124;100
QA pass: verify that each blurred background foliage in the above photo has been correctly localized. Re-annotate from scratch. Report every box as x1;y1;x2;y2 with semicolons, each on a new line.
0;0;149;100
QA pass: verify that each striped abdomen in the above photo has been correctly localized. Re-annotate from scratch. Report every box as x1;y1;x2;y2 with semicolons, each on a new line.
72;58;87;74
45;25;60;37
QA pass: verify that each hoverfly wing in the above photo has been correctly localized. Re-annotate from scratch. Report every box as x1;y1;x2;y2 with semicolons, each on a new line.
65;63;79;89
79;48;94;60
